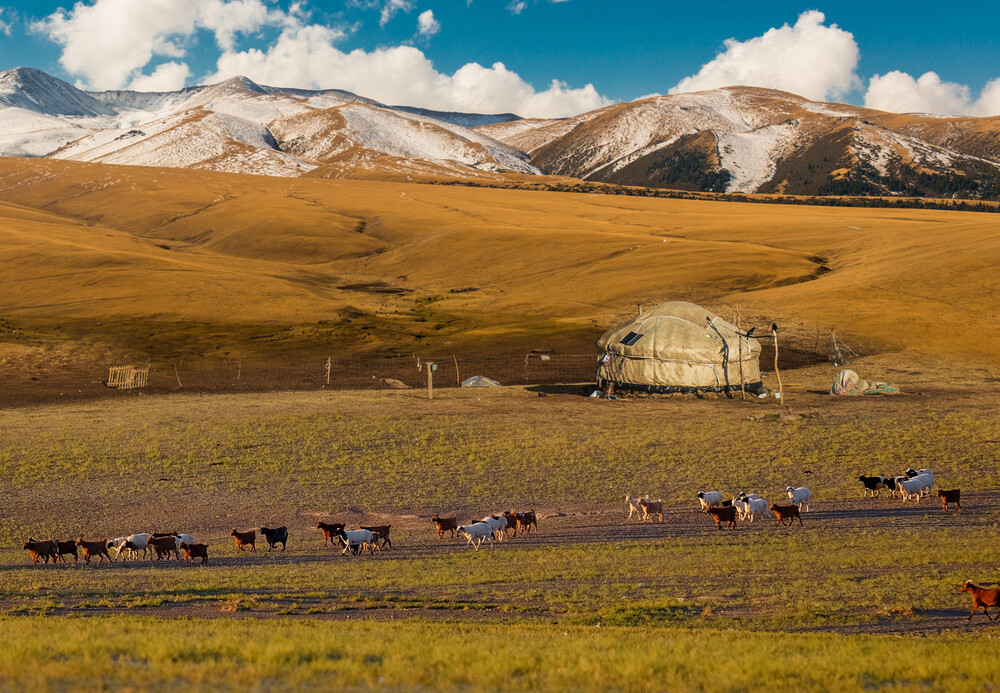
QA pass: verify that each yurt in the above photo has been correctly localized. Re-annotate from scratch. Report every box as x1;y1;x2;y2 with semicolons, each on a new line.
596;302;762;394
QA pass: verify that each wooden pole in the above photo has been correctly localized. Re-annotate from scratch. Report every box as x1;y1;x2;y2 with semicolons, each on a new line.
325;357;331;385
771;323;783;403
173;363;182;388
737;307;746;401
427;362;434;400
236;360;242;381
453;354;460;386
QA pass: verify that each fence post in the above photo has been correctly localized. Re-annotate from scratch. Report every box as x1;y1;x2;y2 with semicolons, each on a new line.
427;362;434;400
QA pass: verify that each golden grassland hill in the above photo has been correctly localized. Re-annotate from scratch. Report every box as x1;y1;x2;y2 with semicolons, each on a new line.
0;157;999;399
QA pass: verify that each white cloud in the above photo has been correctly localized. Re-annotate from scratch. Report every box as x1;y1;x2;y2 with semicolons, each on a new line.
0;8;11;36
670;10;860;101
210;31;609;117
416;9;439;38
864;71;1000;116
34;0;608;117
507;1;526;14
379;0;413;27
32;0;284;91
128;61;191;92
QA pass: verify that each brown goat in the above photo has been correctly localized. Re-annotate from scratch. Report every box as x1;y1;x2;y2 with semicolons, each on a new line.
432;515;458;538
706;506;737;530
502;512;519;538
76;537;111;564
361;525;392;549
179;542;209;565
148;535;180;560
231;529;256;552
638;498;664;523
55;540;78;563
962;581;1000;621
22;538;59;564
316;521;346;546
516;510;538;534
937;489;962;512
770;503;803;526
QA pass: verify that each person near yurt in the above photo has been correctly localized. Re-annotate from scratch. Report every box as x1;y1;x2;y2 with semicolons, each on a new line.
596;302;763;395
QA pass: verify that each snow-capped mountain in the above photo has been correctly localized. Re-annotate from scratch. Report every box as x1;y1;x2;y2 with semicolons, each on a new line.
0;68;538;178
2;67;999;198
477;87;1000;198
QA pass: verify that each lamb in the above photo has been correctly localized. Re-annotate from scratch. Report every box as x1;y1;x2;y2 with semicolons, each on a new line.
786;486;811;511
731;496;751;521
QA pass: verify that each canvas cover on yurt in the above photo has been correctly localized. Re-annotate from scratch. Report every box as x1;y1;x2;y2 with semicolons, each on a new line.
596;302;762;393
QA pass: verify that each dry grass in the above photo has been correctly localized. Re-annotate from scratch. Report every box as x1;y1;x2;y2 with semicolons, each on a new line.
1;158;1000;368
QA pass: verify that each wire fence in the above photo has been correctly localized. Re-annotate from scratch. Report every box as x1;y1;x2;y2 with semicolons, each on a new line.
108;353;602;394
100;344;825;395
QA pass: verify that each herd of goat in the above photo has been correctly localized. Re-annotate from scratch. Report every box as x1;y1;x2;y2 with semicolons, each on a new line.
627;466;961;531
20;511;542;564
19;467;964;565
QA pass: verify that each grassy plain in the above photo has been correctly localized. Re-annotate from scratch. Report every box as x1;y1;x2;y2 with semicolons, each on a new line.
2;383;1000;689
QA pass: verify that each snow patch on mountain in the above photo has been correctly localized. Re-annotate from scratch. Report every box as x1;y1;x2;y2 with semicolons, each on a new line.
716;121;801;192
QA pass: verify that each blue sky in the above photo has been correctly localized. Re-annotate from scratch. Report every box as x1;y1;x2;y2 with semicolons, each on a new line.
1;1;998;117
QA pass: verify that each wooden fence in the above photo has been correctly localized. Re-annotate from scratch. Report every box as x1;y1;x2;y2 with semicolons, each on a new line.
107;364;149;390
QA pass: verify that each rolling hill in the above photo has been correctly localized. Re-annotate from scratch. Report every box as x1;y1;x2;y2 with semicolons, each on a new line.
1;158;998;390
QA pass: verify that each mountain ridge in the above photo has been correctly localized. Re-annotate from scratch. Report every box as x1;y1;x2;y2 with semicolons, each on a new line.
2;67;999;198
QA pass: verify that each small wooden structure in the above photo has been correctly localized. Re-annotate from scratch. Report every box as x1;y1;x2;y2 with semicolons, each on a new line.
107;364;149;390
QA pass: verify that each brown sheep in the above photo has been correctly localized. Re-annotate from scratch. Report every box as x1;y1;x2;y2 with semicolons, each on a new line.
231;529;256;552
75;537;112;564
706;506;737;530
770;503;803;526
962;581;1000;621
937;489;962;512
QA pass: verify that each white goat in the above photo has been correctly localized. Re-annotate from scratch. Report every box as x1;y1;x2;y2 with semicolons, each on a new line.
896;476;924;502
458;522;494;551
625;495;643;521
697;491;723;511
786;486;811;512
480;515;506;541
